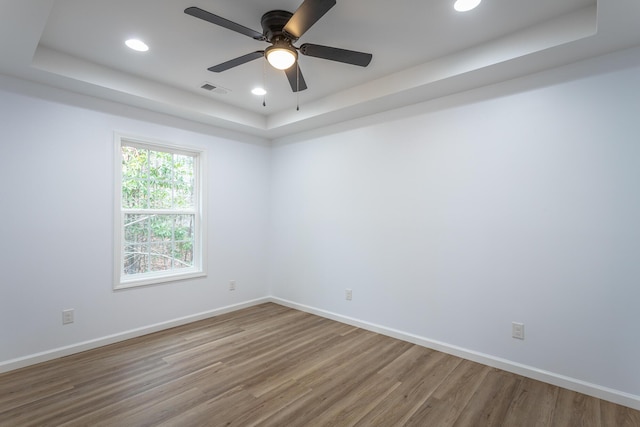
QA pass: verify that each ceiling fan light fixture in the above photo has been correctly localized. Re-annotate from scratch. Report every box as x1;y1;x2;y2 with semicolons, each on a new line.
265;44;297;70
454;0;481;12
252;87;267;96
184;2;372;92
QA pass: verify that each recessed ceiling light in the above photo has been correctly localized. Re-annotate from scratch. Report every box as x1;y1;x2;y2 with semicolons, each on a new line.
125;39;149;52
454;0;481;12
251;87;267;96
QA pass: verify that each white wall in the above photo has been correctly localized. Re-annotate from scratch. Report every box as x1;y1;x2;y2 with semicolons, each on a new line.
0;76;271;366
269;50;640;400
1;47;639;408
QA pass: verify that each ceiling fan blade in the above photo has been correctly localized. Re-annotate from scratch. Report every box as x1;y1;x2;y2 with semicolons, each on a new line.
208;51;265;72
185;7;266;41
283;0;336;40
284;64;308;92
300;43;372;67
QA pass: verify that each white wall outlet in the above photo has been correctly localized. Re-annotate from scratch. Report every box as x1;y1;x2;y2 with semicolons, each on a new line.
512;322;524;340
62;309;74;325
229;280;236;291
345;289;352;301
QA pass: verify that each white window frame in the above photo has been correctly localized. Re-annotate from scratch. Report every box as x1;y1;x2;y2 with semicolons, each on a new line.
113;133;206;290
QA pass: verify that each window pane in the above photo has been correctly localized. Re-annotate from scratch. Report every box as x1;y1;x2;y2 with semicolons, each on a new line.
174;154;193;177
122;179;149;209
149;180;172;209
174;155;194;208
149;215;173;242
123;214;196;276
124;244;149;274
174;182;194;209
173;241;194;269
124;214;149;244
122;146;148;181
149;150;173;182
149;243;172;272
174;215;195;241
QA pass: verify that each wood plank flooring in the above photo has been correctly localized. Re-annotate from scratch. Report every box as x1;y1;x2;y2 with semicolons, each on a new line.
1;303;638;426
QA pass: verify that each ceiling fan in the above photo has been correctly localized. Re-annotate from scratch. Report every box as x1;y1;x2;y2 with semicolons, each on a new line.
184;0;373;92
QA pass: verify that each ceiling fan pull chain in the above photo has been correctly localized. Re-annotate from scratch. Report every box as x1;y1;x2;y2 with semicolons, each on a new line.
296;62;300;111
263;57;267;107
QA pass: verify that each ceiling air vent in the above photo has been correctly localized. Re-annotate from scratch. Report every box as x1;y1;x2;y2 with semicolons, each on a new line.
200;82;229;95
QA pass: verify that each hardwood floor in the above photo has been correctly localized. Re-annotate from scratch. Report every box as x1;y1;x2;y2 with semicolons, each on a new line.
1;303;638;426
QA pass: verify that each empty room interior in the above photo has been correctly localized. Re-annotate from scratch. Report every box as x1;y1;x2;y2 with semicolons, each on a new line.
1;0;640;425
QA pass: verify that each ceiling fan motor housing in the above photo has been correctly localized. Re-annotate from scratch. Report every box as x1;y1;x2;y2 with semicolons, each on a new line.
261;10;295;42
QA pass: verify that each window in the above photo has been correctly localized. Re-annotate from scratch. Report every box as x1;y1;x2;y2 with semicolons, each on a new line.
114;135;205;289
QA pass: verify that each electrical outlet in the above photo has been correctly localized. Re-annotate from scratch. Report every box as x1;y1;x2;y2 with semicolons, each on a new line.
512;322;524;340
62;309;74;325
229;280;236;291
345;289;352;301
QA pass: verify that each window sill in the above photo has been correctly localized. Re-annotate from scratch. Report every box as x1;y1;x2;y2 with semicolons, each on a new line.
114;269;206;290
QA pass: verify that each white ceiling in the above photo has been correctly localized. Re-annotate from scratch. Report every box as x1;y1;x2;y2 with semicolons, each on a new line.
1;0;640;139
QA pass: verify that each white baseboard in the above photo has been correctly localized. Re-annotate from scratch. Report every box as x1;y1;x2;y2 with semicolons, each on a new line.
0;297;270;374
269;297;640;411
